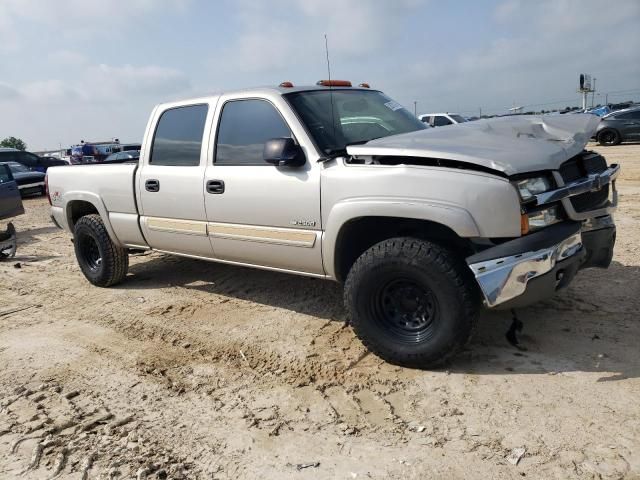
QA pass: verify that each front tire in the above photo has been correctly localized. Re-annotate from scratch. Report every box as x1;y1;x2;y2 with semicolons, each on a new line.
597;129;621;146
344;237;479;368
74;214;128;287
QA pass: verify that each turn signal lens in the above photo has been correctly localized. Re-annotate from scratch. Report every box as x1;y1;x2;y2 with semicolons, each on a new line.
520;214;530;235
527;206;562;231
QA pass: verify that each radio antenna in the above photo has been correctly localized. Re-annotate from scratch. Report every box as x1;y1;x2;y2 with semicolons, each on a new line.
324;33;337;154
324;33;332;82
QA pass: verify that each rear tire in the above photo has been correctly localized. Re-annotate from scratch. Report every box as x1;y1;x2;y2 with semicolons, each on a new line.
344;237;479;368
74;214;128;287
597;129;621;146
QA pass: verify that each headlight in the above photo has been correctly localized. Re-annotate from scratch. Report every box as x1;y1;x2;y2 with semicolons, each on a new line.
523;206;562;233
514;176;552;201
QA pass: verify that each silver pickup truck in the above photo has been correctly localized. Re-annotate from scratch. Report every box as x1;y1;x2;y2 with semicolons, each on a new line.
47;81;619;367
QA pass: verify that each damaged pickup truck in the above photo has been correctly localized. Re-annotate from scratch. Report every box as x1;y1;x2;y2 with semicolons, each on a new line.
46;81;619;367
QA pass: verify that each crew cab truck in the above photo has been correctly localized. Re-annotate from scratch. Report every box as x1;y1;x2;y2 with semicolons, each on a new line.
47;81;619;368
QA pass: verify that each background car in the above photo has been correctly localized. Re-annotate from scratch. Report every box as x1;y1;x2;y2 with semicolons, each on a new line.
0;163;24;220
418;113;468;127
103;150;140;163
39;156;68;169
0;161;45;196
0;148;65;172
596;106;640;145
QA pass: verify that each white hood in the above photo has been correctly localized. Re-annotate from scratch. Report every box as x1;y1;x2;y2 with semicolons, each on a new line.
346;114;600;176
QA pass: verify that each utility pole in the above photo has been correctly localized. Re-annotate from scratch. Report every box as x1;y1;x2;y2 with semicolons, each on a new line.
605;93;608;106
479;107;482;118
591;77;596;108
413;101;417;117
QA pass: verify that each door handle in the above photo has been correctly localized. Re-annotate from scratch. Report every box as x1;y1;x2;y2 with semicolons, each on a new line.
206;180;225;194
145;179;160;192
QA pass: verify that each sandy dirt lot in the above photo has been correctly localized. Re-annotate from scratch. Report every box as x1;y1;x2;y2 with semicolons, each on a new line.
1;143;639;479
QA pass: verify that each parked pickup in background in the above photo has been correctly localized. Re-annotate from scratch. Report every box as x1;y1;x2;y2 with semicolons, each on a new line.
46;80;619;367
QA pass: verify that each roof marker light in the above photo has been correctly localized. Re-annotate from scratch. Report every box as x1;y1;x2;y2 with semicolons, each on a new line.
279;81;294;88
358;83;370;88
316;80;352;87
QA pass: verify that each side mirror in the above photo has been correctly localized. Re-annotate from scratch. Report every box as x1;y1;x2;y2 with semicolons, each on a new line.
263;138;305;167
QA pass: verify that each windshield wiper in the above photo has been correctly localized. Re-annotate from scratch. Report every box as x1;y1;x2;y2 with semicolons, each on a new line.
318;137;384;162
345;137;382;146
318;147;348;162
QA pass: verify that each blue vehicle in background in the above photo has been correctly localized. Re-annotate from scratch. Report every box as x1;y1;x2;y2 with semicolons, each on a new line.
587;105;611;117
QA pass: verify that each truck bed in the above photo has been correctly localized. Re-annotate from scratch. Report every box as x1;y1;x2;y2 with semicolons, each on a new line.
47;163;147;247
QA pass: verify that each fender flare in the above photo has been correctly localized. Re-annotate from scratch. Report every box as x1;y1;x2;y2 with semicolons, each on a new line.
322;197;480;279
62;192;122;246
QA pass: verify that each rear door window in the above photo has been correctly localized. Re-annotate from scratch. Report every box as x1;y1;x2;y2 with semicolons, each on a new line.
150;104;209;166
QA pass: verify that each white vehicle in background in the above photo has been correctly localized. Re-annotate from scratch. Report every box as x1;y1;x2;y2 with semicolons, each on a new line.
419;113;468;127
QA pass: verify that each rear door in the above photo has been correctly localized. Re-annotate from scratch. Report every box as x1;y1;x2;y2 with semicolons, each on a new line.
0;164;24;220
137;102;216;257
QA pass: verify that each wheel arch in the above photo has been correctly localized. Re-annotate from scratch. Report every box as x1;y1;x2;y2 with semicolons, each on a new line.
327;211;477;282
597;127;622;144
63;192;121;245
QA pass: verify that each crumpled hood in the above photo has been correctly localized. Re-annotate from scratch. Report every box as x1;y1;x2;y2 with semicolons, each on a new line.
346;114;600;176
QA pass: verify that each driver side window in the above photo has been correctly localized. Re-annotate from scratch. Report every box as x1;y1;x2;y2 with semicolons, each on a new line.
215;99;292;166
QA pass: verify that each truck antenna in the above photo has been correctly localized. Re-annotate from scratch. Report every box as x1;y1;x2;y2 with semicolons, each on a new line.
324;34;337;154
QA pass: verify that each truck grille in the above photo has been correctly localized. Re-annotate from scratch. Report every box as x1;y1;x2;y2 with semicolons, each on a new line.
559;152;609;212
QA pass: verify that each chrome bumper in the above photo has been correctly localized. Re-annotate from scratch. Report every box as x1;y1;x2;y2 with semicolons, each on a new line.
468;230;583;308
535;164;620;206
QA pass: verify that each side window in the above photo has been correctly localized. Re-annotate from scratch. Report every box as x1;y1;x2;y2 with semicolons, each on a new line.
617;111;640;120
215;99;292;165
433;116;452;126
18;152;39;167
150;104;208;166
0;165;12;183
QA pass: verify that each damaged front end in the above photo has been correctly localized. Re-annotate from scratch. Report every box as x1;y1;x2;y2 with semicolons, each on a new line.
467;150;619;309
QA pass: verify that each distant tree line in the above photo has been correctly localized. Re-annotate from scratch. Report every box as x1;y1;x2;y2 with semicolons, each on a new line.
0;136;27;150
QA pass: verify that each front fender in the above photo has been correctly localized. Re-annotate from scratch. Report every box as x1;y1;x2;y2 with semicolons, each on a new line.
322;198;480;279
62;191;122;246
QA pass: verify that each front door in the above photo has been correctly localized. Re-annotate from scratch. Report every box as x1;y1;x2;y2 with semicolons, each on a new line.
204;96;323;275
0;164;24;220
617;110;640;140
137;102;215;257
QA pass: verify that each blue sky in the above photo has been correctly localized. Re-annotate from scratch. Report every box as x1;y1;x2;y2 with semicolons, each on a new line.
1;0;639;150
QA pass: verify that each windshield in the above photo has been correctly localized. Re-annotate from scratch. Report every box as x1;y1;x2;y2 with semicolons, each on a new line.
8;162;30;173
285;89;426;154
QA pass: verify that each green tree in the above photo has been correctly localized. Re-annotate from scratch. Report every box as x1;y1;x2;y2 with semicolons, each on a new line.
0;136;27;151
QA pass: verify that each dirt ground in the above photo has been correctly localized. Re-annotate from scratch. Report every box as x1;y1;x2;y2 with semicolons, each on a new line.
1;143;639;479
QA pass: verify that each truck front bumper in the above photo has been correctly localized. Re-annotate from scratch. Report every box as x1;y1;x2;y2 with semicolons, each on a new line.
467;217;615;309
